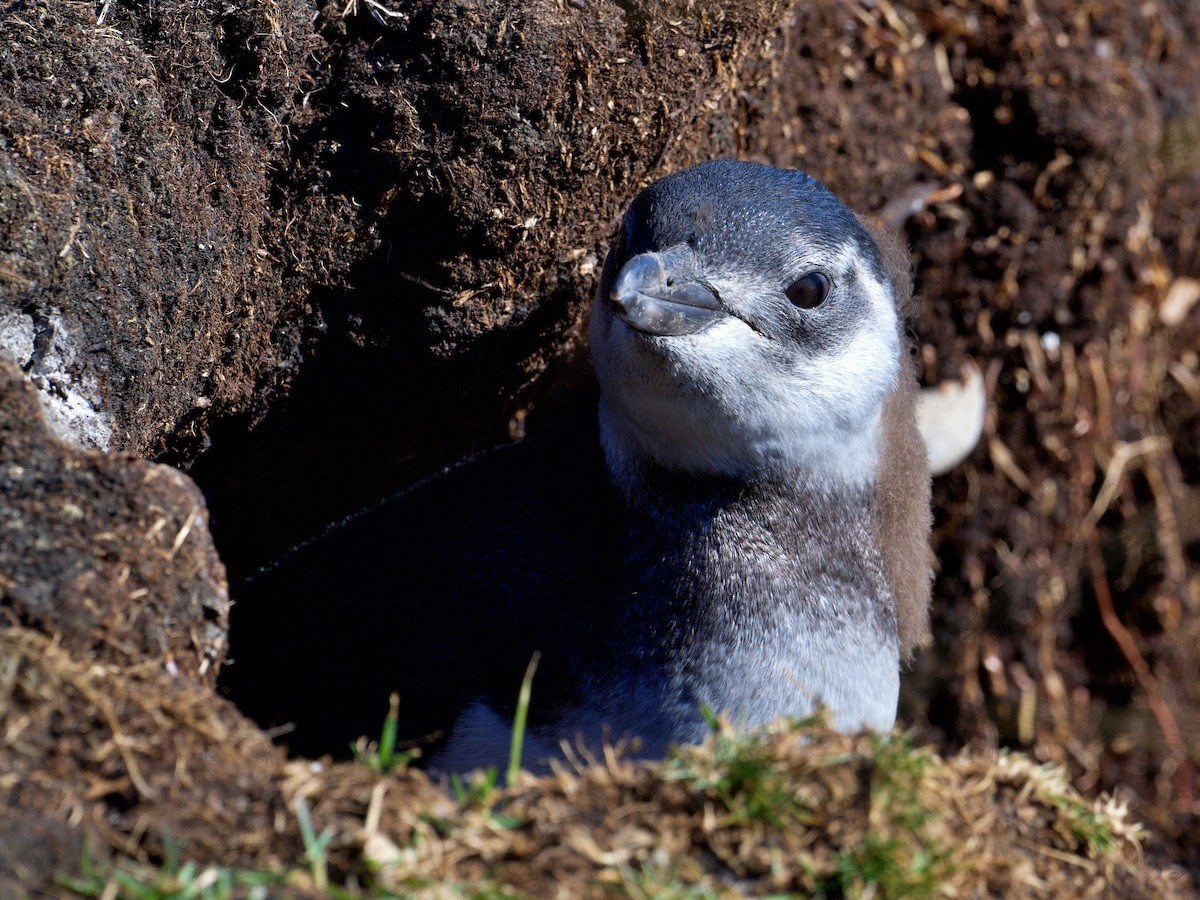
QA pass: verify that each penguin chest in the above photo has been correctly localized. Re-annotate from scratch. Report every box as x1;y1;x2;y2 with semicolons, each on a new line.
624;489;901;739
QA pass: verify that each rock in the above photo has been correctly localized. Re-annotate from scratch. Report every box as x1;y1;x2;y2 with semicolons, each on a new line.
0;358;228;682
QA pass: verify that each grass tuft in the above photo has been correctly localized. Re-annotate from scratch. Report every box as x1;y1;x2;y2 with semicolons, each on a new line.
353;692;417;775
294;795;335;891
662;714;822;829
992;752;1138;855
57;834;283;899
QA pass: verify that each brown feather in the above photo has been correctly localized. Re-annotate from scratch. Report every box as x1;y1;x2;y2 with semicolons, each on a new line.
860;216;933;657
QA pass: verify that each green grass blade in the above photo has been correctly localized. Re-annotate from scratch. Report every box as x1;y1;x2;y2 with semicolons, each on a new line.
507;651;541;788
379;691;400;770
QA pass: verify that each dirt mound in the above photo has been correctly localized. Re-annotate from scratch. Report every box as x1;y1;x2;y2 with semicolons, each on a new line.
0;360;227;679
2;626;1186;897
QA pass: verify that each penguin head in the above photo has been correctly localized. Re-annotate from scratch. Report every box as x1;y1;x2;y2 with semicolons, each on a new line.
589;159;904;486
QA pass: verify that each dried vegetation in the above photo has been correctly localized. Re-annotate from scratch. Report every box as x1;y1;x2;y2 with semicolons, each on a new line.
3;621;1187;899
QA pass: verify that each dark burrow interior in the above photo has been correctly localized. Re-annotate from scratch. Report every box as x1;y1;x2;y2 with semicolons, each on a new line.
192;326;600;760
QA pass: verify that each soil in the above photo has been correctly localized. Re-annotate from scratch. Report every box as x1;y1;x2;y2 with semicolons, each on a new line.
0;362;227;680
0;0;311;457
1;0;1198;892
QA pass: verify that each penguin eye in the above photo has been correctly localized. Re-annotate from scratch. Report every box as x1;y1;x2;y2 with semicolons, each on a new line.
784;272;830;309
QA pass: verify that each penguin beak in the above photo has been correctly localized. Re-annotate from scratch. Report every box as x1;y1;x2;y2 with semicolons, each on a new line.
609;248;725;336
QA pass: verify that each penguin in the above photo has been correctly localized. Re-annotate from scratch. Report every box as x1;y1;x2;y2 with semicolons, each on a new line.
222;159;932;771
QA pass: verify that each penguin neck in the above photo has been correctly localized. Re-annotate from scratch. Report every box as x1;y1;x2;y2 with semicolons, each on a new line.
612;461;887;607
597;396;885;490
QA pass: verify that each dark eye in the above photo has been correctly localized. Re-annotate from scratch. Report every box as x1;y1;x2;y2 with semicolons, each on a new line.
785;272;831;309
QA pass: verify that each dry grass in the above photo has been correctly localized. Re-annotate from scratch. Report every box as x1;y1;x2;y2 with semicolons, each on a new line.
2;624;1187;897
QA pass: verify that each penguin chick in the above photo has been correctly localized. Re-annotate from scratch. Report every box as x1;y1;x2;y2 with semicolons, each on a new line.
224;160;932;771
586;160;931;746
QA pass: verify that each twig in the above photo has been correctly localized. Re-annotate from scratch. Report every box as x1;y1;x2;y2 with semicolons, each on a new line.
38;634;159;800
169;507;199;557
364;0;406;18
340;0;406;23
1077;451;1195;809
1079;437;1170;535
1087;351;1113;442
1143;460;1189;595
